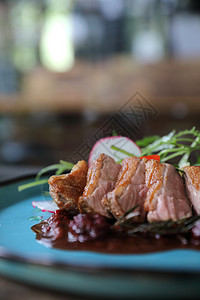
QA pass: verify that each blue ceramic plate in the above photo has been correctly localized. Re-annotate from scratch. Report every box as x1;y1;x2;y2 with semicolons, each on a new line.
0;176;200;298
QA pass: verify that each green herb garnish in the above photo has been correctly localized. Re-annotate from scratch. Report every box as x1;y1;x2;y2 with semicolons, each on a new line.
28;216;43;222
139;127;200;167
113;206;200;235
136;135;159;147
113;205;139;227
112;127;200;168
112;130;118;136
18;179;49;192
127;215;200;236
111;146;133;158
36;160;74;180
18;160;74;192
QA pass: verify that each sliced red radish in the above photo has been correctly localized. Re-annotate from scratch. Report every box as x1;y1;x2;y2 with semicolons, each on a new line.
32;200;59;213
88;136;141;166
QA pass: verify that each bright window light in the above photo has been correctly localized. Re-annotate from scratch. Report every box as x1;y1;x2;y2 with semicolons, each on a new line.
40;14;74;72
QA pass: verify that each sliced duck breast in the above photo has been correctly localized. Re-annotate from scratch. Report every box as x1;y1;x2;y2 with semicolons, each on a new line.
183;166;200;214
48;160;88;212
78;153;121;217
145;159;192;222
102;157;148;221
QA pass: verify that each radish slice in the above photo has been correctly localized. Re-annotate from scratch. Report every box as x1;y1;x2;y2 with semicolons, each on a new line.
88;136;141;165
32;200;59;213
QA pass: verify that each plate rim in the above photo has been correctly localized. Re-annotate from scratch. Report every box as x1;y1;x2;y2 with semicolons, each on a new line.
0;173;38;186
1;244;200;277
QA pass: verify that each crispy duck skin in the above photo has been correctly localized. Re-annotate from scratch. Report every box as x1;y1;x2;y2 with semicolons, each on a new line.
145;159;192;222
78;153;121;217
48;160;88;212
102;157;148;220
183;166;200;214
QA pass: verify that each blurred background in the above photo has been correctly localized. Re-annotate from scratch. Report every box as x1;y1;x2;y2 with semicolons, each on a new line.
0;0;200;179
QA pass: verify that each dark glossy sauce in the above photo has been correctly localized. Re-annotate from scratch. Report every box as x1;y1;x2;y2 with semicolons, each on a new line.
31;210;200;254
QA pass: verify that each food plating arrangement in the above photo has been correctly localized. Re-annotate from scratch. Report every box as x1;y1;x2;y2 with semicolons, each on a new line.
19;128;200;254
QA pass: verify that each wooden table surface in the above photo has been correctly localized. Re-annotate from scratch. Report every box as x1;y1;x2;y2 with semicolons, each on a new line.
0;275;87;300
1;56;200;115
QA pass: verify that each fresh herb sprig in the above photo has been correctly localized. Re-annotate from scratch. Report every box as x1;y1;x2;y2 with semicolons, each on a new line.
127;215;200;236
18;160;74;192
35;160;74;180
138;127;200;167
113;205;140;227
113;206;200;235
111;127;200;168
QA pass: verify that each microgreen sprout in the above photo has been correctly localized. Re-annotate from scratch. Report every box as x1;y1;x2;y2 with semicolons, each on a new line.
18;160;74;192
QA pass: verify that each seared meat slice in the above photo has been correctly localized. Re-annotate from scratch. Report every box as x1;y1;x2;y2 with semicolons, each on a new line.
183;166;200;214
145;159;192;222
102;157;147;221
48;160;88;212
78;153;121;217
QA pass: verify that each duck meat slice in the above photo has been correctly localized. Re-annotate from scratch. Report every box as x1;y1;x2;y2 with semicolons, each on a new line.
102;157;148;221
78;153;121;217
48;160;88;213
145;159;192;222
183;166;200;214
